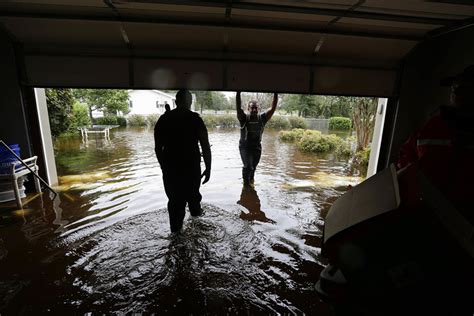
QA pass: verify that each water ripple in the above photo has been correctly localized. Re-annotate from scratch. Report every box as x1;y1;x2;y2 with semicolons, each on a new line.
55;203;327;314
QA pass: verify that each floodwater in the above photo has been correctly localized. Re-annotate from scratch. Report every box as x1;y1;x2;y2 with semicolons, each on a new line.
0;127;362;314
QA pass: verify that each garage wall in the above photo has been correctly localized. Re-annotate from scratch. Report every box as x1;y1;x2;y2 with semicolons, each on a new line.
0;30;32;158
390;26;474;163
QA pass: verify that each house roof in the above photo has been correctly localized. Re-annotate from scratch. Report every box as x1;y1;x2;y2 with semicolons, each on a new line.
1;1;473;96
152;90;176;100
128;89;176;99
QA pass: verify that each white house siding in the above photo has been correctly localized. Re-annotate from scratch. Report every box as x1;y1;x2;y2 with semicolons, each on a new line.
92;109;104;118
127;90;176;116
91;90;197;118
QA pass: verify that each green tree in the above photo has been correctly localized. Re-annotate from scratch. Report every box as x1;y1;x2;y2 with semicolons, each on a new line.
326;96;352;118
280;94;299;114
282;94;319;117
313;95;332;117
194;91;213;113
348;97;377;151
281;94;353;118
70;101;91;130
209;92;227;111
45;88;74;137
73;89;130;119
194;91;230;112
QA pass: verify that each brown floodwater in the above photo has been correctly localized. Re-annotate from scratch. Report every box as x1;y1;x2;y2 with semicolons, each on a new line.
0;127;362;314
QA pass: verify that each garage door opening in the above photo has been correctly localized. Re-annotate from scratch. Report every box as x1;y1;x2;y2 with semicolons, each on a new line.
0;87;387;314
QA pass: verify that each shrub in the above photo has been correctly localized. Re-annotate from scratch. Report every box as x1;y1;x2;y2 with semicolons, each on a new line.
281;128;351;155
324;134;344;151
299;131;344;153
288;116;307;129
201;115;239;128
266;115;291;130
217;115;239;128
298;130;329;152
334;136;354;158
127;114;147;127
279;128;306;142
353;147;371;176
94;115;118;126
329;117;352;130
46;88;74;137
116;116;127;127
202;115;219;128
70;102;91;130
146;114;160;127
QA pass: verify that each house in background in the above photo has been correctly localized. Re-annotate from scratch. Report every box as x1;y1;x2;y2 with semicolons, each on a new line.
127;90;176;116
92;90;197;118
127;90;197;116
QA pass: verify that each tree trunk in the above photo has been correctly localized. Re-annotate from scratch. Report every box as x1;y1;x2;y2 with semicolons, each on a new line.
352;98;377;151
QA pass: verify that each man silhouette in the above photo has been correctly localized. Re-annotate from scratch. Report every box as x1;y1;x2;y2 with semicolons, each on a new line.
236;92;278;186
154;90;211;233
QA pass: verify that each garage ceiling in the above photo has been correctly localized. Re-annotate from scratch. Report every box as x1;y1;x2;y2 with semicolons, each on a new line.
1;0;473;95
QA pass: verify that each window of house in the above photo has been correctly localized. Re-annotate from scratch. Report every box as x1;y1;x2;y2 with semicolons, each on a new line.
129;100;133;108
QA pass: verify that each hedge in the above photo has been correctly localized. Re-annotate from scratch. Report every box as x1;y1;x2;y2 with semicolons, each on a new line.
201;115;239;128
146;114;160;127
93;115;126;126
127;114;147;127
201;114;308;130
288;116;307;129
329;117;351;130
265;115;291;130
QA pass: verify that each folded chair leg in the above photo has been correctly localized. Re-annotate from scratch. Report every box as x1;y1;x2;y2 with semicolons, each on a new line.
13;178;22;209
33;167;41;193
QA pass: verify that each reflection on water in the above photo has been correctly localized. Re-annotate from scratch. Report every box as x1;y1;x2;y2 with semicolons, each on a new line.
238;185;274;223
0;127;362;314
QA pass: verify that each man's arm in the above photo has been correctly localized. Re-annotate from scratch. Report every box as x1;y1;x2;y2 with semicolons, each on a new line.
265;93;278;121
236;91;246;122
154;119;165;169
198;123;212;184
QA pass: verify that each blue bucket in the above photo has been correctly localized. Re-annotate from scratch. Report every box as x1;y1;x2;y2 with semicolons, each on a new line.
0;144;21;174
